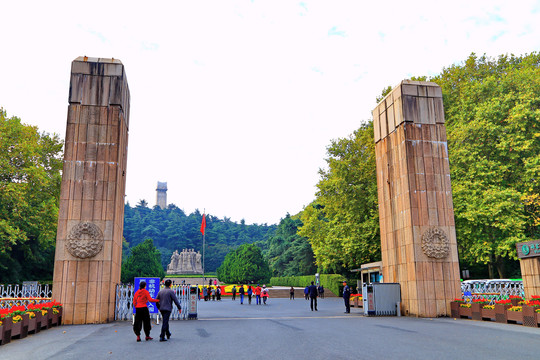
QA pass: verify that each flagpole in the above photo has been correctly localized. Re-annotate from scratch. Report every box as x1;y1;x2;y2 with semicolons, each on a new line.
202;209;205;286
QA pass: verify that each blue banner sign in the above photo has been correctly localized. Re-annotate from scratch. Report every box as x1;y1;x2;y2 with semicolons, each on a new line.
133;277;160;314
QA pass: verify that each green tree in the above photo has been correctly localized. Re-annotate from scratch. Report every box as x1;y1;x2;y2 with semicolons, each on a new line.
121;238;164;283
217;244;271;284
431;53;540;277
0;108;63;282
265;214;316;276
299;122;380;273
122;203;277;273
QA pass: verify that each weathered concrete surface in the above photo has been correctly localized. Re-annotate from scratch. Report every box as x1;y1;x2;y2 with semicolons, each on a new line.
1;298;537;360
374;80;460;317
52;57;130;324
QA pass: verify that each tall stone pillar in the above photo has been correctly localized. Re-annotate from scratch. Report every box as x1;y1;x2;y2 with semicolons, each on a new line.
52;57;130;324
156;181;168;209
373;80;460;317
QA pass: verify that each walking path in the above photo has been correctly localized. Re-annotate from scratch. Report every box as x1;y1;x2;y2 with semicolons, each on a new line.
1;298;537;360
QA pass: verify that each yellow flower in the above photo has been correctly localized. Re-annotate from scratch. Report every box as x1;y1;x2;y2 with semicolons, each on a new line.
27;312;36;319
12;315;23;323
41;310;48;316
53;308;59;314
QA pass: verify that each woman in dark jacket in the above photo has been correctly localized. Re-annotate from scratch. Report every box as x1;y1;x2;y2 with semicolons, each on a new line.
133;281;159;342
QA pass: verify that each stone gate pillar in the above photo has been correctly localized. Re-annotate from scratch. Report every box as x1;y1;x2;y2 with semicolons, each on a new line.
373;80;460;317
52;57;130;324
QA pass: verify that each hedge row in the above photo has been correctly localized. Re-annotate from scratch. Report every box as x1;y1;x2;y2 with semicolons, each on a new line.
270;274;347;297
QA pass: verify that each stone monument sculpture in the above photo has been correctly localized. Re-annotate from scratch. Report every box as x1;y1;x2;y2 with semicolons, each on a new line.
52;57;130;324
373;80;460;317
167;248;203;274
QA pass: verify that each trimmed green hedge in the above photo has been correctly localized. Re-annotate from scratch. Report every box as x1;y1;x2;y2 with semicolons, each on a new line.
270;274;347;297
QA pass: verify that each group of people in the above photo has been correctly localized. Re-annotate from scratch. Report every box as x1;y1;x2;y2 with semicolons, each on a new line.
133;279;181;343
201;286;221;301
231;284;269;305
132;279;354;342
297;281;352;313
301;284;325;300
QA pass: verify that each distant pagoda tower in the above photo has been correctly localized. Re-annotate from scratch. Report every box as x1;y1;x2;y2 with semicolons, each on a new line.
156;181;168;209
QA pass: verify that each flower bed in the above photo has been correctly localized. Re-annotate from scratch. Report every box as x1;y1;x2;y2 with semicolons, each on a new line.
471;299;489;321
450;299;465;318
0;301;62;346
522;300;540;328
458;303;472;319
494;299;512;323
451;296;540;328
481;304;496;321
509;295;524;307
350;294;362;307
506;306;524;324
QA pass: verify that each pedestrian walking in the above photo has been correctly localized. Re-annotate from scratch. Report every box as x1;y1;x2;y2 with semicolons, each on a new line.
304;286;309;300
247;285;253;304
343;281;351;313
133;281;159;342
308;281;318;311
232;286;237;301
239;285;245;304
211;287;216;301
261;285;269;305
255;284;262;305
216;286;221;301
289;286;295;300
319;285;325;299
156;280;181;342
203;286;208;301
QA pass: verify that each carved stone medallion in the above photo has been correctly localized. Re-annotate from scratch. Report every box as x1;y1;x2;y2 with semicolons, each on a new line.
421;227;450;259
66;222;104;259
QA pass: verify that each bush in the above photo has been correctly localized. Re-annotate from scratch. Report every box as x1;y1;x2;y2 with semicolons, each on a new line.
121;239;164;283
217;244;271;284
270;274;347;297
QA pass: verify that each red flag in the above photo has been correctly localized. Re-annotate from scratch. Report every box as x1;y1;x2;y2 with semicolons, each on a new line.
200;214;206;235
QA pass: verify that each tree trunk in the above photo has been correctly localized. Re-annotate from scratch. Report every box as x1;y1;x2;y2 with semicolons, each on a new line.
488;252;495;279
496;255;506;279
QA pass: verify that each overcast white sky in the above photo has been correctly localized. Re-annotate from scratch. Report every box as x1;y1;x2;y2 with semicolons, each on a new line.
2;1;540;225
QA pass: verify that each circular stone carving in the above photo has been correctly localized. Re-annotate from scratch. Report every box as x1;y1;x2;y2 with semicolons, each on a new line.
421;228;450;259
66;222;104;259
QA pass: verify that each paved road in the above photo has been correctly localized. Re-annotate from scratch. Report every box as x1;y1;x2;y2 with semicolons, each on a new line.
1;297;538;360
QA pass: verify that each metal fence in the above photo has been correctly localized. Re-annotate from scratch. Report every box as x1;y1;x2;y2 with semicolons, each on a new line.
0;284;53;309
115;284;197;321
461;280;525;303
1;281;525;312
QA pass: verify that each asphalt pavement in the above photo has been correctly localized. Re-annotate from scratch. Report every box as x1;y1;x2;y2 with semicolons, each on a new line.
1;297;538;360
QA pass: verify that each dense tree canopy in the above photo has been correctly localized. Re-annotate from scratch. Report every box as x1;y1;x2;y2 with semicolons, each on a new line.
217;244;271;284
296;53;540;279
431;53;540;277
123;203;277;272
264;214;316;277
299;122;380;273
0;109;63;283
121;239;164;283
